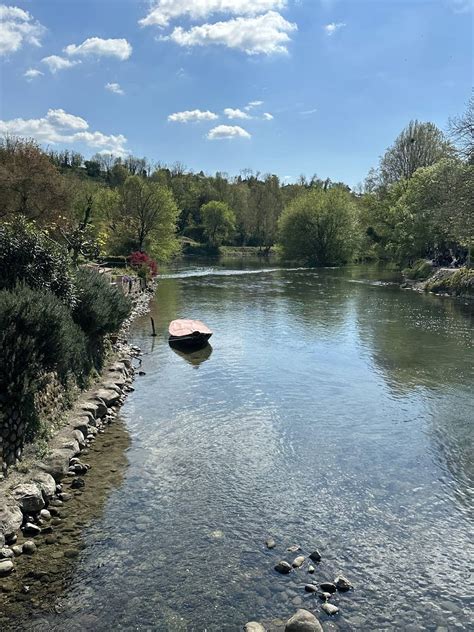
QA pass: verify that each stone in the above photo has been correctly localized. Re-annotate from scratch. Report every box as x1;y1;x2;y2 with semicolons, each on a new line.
304;584;318;593
319;592;332;602
292;555;305;568
12;483;45;513
287;545;301;553
335;575;353;592
309;550;322;563
0;501;23;538
308;566;315;574
81;402;99;418
72;429;86;448
0;547;14;559
320;583;337;594
0;560;14;576
38;449;72;481
285;609;323;632
45;535;57;545
265;538;276;549
71;478;85;489
72;419;89;437
22;540;37;555
244;623;266;632
275;561;292;574
321;603;339;616
31;471;56;500
5;533;17;545
12;545;23;556
95;389;120;407
23;522;41;536
40;509;51;521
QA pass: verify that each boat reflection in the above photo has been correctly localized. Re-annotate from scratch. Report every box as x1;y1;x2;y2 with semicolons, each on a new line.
170;342;213;368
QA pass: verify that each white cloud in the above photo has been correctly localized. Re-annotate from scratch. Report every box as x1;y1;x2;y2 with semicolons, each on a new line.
0;108;128;156
324;22;346;36
42;55;81;73
105;82;125;95
64;37;132;60
300;107;317;116
140;0;287;28
262;112;274;120
24;68;43;80
207;124;251;140
224;107;251;120
168;109;219;123
167;11;297;55
245;100;264;110
0;4;45;56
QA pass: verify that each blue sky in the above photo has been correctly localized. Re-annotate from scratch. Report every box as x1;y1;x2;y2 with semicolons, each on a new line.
0;0;472;186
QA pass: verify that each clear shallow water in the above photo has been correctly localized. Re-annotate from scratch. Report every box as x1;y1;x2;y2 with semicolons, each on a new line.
12;264;474;630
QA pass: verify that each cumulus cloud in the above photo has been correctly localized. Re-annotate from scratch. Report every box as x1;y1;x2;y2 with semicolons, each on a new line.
140;0;287;28
224;107;251;119
168;109;219;123
0;108;128;155
207;124;251;140
105;82;125;95
324;22;346;35
262;112;274;120
0;4;45;56
42;55;81;73
64;37;132;60
245;100;264;110
167;11;297;55
24;68;43;80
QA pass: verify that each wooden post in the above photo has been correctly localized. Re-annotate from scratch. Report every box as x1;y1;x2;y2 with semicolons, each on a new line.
151;317;157;337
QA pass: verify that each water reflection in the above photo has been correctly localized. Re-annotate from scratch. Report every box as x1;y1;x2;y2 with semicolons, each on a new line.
170;342;213;367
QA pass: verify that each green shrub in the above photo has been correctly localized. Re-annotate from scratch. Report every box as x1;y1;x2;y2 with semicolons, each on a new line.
403;259;433;280
73;268;131;338
425;268;474;296
0;217;76;307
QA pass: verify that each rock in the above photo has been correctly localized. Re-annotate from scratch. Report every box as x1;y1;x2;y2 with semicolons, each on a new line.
320;583;337;594
5;533;17;545
309;550;322;563
319;592;332;602
71;478;85;489
0;547;13;559
304;584;318;593
12;483;45;513
321;603;339;616
94;389;120;408
265;538;276;549
285;609;323;632
287;545;301;553
72;419;89;437
292;555;305;568
72;429;86;448
335;575;353;592
31;471;56;500
0;560;14;576
0;501;23;538
244;623;266;632
12;545;23;556
38;449;72;481
22;540;37;555
45;535;57;545
308;565;315;574
48;498;63;507
275;561;292;574
40;509;51;521
23;522;41;536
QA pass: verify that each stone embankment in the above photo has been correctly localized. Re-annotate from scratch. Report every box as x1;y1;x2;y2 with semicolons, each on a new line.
0;285;154;576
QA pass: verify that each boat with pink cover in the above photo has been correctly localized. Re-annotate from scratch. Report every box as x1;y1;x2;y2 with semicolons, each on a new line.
168;319;212;349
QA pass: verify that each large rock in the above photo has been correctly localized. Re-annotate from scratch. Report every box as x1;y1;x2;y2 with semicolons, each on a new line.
37;449;73;481
12;483;45;513
72;418;90;437
292;555;305;568
285;610;323;632
275;561;292;574
244;623;266;632
0;560;14;576
94;389;120;407
0;500;23;538
31;471;56;500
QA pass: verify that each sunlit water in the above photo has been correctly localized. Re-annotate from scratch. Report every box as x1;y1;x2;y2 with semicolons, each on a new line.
12;263;474;630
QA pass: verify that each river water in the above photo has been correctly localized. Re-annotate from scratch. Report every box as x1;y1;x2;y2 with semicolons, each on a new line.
5;263;474;631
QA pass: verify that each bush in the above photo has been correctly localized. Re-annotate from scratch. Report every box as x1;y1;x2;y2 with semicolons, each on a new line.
403;259;433;280
425;268;474;296
128;251;158;279
73;268;131;338
0;286;88;439
0;217;76;307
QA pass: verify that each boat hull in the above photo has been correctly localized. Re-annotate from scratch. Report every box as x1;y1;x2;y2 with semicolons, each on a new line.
169;332;212;350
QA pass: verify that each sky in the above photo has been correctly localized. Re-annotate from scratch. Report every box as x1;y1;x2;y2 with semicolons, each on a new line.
0;0;472;187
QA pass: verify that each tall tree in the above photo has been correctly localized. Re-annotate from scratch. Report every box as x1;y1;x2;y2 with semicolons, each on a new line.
449;95;474;165
201;201;235;248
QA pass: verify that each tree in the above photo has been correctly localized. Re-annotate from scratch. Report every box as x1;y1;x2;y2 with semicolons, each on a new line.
0;137;68;223
449;95;474;164
379;121;453;185
201;201;236;248
278;188;359;265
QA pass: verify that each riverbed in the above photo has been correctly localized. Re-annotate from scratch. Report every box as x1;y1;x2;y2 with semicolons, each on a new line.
3;263;473;630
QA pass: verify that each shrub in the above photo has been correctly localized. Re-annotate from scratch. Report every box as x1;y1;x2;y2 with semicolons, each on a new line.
128;251;158;279
403;259;433;280
73;268;131;338
0;217;76;307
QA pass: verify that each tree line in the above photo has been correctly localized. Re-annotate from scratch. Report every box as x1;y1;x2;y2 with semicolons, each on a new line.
0;95;472;268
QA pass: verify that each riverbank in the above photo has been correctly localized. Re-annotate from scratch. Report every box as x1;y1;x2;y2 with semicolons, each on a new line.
402;266;474;299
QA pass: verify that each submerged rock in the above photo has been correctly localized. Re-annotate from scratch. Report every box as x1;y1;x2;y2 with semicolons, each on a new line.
307;565;315;574
321;603;339;616
292;555;305;568
319;592;332;602
244;623;266;632
287;545;301;553
320;582;337;594
285;609;323;632
335;575;353;591
309;550;322;563
265;538;276;549
304;584;318;593
275;561;292;574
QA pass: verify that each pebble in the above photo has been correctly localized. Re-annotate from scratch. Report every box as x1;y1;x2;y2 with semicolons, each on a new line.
309;550;322;562
320;582;337;594
335;575;353;592
308;565;315;574
265;538;276;549
40;509;51;521
319;592;332;601
23;522;41;536
322;603;339;616
244;624;266;632
0;548;14;559
275;561;292;574
12;545;23;556
292;555;305;568
287;545;301;553
22;541;37;555
304;584;318;593
0;560;14;576
45;535;57;545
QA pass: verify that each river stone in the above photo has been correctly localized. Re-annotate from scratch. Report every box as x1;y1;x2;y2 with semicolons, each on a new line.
292;555;305;568
22;540;37;555
309;550;322;563
0;560;14;576
320;582;337;594
0;501;23;537
335;575;353;591
0;547;13;559
285;609;323;632
72;419;89;436
38;449;72;481
308;565;315;574
275;561;292;574
244;623;266;632
31;471;56;500
95;389;120;407
12;483;45;513
12;545;23;556
23;522;41;536
321;603;339;616
265;538;276;549
319;592;332;601
304;584;318;593
71;429;86;448
287;545;301;553
40;509;51;521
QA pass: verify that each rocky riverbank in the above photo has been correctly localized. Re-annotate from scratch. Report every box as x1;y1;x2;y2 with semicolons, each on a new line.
401;266;474;299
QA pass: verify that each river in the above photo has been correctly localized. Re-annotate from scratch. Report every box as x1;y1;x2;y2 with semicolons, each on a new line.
4;262;474;631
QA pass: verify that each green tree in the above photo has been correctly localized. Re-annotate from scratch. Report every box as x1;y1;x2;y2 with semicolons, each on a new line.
278;188;359;265
201;201;236;248
449;95;474;165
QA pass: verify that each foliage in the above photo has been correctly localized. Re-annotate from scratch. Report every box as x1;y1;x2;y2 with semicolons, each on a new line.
0;217;77;307
128;251;158;280
201;201;236;248
424;268;474;296
278;187;359;265
403;259;433;280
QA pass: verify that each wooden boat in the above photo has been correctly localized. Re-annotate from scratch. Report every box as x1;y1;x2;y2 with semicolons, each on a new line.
168;319;213;349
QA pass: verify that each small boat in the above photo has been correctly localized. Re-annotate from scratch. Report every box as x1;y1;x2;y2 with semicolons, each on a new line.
168;319;213;349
